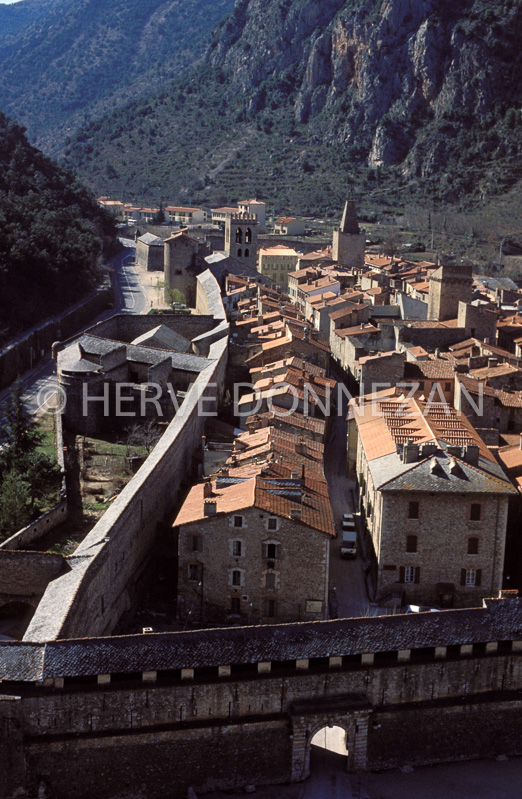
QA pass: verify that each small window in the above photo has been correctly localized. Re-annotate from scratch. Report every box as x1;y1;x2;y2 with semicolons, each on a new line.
244;248;249;257
265;572;276;589
188;563;202;581
404;566;416;583
461;567;481;587
263;542;281;559
188;534;201;552
406;535;417;553
264;599;276;617
468;537;479;555
232;540;242;557
231;597;240;614
233;515;244;528
237;248;242;257
470;504;481;521
408;501;419;519
232;570;242;586
267;517;278;531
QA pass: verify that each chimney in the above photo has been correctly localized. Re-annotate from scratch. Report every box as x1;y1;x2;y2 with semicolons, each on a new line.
203;482;213;498
488;357;498;369
402;440;419;464
296;441;307;456
203;500;216;516
463;443;480;466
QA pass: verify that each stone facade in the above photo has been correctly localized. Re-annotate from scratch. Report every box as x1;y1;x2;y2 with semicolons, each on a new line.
164;231;209;307
3;600;522;798
224;212;258;271
332;200;365;268
427;261;473;322
176;503;330;625
353;392;515;607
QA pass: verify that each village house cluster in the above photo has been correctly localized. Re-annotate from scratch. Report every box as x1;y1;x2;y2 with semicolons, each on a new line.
159;197;522;621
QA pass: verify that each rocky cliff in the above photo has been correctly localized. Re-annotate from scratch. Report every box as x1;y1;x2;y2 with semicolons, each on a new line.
62;0;522;211
207;0;521;190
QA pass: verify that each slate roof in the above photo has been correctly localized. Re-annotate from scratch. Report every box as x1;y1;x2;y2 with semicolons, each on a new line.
2;599;522;681
138;233;164;246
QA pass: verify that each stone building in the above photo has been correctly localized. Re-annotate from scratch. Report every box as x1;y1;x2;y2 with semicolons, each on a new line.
224;212;258;271
332;199;365;268
427;259;473;321
351;389;516;607
164;229;210;307
258;245;300;289
238;198;266;231
174;472;333;624
135;232;164;271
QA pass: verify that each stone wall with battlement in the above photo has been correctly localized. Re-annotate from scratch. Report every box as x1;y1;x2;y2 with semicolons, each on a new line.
1;599;522;797
22;275;228;644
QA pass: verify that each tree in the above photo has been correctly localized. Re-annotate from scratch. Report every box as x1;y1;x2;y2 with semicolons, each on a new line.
0;381;42;468
0;470;32;538
124;421;162;454
382;231;401;257
25;451;62;512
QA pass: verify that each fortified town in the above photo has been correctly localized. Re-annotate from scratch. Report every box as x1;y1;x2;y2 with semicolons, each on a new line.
2;199;522;799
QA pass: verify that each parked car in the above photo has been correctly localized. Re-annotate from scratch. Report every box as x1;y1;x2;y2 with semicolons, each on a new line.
340;512;357;558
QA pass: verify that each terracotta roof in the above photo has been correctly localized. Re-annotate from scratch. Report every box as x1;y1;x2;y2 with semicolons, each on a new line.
404;360;455;380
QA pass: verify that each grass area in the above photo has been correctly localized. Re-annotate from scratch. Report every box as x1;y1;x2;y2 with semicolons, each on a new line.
36;411;58;462
41;430;158;556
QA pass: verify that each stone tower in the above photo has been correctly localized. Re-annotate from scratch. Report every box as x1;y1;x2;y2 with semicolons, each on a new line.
164;230;209;308
332;199;365;268
427;257;473;322
225;212;258;270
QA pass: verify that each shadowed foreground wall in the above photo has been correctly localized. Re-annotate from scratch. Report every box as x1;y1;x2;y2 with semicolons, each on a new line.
2;600;522;798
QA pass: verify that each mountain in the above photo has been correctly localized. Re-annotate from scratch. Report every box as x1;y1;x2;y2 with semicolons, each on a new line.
0;110;115;346
0;0;235;154
0;0;55;42
61;0;522;215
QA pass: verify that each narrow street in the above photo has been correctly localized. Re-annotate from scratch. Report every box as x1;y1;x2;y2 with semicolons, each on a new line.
324;407;371;620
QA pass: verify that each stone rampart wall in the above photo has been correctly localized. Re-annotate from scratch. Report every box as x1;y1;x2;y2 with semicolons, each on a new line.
23;275;228;643
0;288;110;391
2;640;522;798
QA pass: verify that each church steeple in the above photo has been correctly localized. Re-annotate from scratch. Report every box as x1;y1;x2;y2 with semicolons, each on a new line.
340;199;360;235
332;198;365;267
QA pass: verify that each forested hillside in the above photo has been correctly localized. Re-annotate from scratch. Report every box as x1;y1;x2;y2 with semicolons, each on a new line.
0;0;234;154
0;0;55;42
0;111;115;346
62;0;522;216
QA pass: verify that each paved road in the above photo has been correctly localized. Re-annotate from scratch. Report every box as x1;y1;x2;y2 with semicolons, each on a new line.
324;408;371;620
301;746;353;799
0;242;146;418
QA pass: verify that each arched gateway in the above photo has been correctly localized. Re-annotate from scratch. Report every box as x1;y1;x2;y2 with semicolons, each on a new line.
289;695;371;781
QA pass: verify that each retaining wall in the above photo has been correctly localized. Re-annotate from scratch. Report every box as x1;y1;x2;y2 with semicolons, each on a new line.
0;288;110;391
